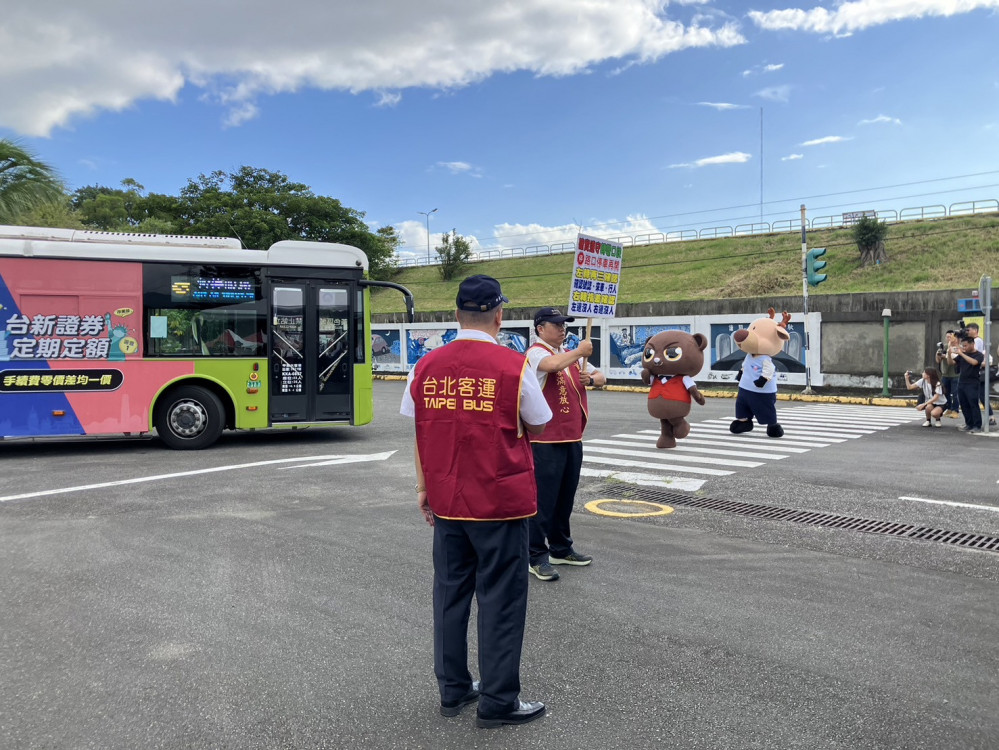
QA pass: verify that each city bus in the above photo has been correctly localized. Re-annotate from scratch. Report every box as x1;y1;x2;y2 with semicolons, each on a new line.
0;225;413;449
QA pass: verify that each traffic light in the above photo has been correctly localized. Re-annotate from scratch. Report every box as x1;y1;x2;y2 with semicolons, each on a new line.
807;247;828;287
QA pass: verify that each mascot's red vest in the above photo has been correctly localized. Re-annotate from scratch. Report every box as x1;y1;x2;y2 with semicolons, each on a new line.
527;342;589;444
649;375;691;403
412;339;537;520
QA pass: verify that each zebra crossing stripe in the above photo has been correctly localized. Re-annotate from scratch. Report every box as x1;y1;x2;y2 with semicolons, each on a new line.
684;426;839;445
581;454;734;476
578;467;705;492
748;420;873;436
697;422;858;439
790;407;921;423
588;438;789;460
580;404;921;490
584;445;764;468
612;433;813;453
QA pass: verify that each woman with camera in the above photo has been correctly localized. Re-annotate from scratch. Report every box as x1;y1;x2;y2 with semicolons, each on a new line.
935;331;961;418
904;367;946;427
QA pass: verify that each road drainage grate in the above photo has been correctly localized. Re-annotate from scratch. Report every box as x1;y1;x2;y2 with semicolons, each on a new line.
610;486;999;554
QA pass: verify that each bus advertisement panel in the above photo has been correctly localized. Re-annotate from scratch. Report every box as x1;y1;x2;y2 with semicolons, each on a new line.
0;227;413;449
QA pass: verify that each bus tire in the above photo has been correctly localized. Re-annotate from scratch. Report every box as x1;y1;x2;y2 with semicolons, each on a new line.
155;385;225;450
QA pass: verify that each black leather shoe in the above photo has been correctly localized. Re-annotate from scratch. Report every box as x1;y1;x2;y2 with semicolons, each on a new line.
439;680;480;717
476;700;546;728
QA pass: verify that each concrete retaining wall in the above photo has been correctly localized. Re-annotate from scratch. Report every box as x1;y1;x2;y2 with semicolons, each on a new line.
374;288;994;389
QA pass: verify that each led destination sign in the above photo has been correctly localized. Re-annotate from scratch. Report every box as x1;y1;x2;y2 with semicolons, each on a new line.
171;275;257;303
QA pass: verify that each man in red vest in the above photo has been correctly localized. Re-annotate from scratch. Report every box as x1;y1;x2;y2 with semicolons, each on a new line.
401;275;552;728
526;307;606;582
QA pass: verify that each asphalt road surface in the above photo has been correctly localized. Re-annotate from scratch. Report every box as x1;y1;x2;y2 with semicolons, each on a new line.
1;381;997;749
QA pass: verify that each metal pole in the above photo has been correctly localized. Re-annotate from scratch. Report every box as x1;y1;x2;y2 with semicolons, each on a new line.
425;215;431;263
881;313;891;397
760;108;764;223
418;208;437;264
800;204;812;394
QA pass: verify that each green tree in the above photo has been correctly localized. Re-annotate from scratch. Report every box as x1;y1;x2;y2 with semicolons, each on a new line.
0;139;64;223
369;225;401;280
437;229;473;281
15;196;85;229
177;166;398;278
853;215;889;266
72;180;182;232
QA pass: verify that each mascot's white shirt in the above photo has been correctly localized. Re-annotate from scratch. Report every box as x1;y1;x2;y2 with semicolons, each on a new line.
738;353;778;394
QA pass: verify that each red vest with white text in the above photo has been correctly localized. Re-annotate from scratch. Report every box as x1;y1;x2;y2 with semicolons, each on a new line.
412;339;537;520
527;342;589;444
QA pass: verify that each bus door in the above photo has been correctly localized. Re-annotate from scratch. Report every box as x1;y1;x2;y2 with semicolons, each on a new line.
269;281;352;423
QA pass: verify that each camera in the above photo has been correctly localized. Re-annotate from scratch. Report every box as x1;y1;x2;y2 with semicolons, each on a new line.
956;319;969;339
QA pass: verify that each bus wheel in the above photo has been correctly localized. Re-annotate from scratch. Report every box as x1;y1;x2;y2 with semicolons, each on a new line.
155;385;225;450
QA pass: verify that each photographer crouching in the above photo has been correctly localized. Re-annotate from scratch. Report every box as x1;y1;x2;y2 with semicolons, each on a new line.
904;367;946;427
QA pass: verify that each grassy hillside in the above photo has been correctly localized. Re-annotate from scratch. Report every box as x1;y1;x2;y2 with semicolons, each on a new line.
371;213;999;315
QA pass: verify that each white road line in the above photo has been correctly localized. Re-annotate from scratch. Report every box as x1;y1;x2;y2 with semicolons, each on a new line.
898;496;999;513
582;454;733;476
774;415;902;427
703;423;864;439
785;405;919;418
797;410;920;423
579;468;705;492
684;427;840;445
0;452;396;503
613;433;813;453
584;445;763;468
587;438;789;460
755;421;876;435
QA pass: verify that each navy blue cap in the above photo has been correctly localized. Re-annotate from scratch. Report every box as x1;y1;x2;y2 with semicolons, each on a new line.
456;275;509;312
534;307;575;327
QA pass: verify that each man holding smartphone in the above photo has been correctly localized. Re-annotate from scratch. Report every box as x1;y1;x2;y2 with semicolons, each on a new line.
948;335;984;433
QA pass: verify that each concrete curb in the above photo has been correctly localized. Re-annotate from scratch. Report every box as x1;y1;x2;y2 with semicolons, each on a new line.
373;374;917;407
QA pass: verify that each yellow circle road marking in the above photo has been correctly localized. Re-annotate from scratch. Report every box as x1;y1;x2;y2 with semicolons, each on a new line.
584;499;674;518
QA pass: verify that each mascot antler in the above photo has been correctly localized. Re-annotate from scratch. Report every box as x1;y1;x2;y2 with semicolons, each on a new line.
765;308;791;328
780;311;791;329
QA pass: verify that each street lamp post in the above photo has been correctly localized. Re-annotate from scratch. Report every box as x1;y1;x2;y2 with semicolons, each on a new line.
881;308;892;397
418;208;438;265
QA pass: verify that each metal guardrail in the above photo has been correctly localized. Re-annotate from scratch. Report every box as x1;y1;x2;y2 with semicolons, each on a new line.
396;197;998;267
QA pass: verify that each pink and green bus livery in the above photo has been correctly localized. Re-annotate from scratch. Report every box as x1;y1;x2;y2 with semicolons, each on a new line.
0;226;412;448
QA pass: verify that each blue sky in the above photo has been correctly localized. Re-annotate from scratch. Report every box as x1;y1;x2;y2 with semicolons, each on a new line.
2;1;998;262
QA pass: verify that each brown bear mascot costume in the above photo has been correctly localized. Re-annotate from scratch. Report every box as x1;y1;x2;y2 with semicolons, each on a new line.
729;309;790;438
641;330;707;449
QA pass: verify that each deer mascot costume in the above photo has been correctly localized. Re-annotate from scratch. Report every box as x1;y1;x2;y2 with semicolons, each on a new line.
729;309;790;438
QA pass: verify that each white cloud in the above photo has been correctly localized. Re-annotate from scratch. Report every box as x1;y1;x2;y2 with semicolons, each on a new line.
858;114;902;125
749;0;999;35
0;0;746;136
670;151;752;168
800;135;851;146
754;85;792;102
395;219;486;261
223;102;259;129
698;101;750;110
436;161;482;177
374;91;402;108
781;153;804;161
473;215;662;258
741;62;784;76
